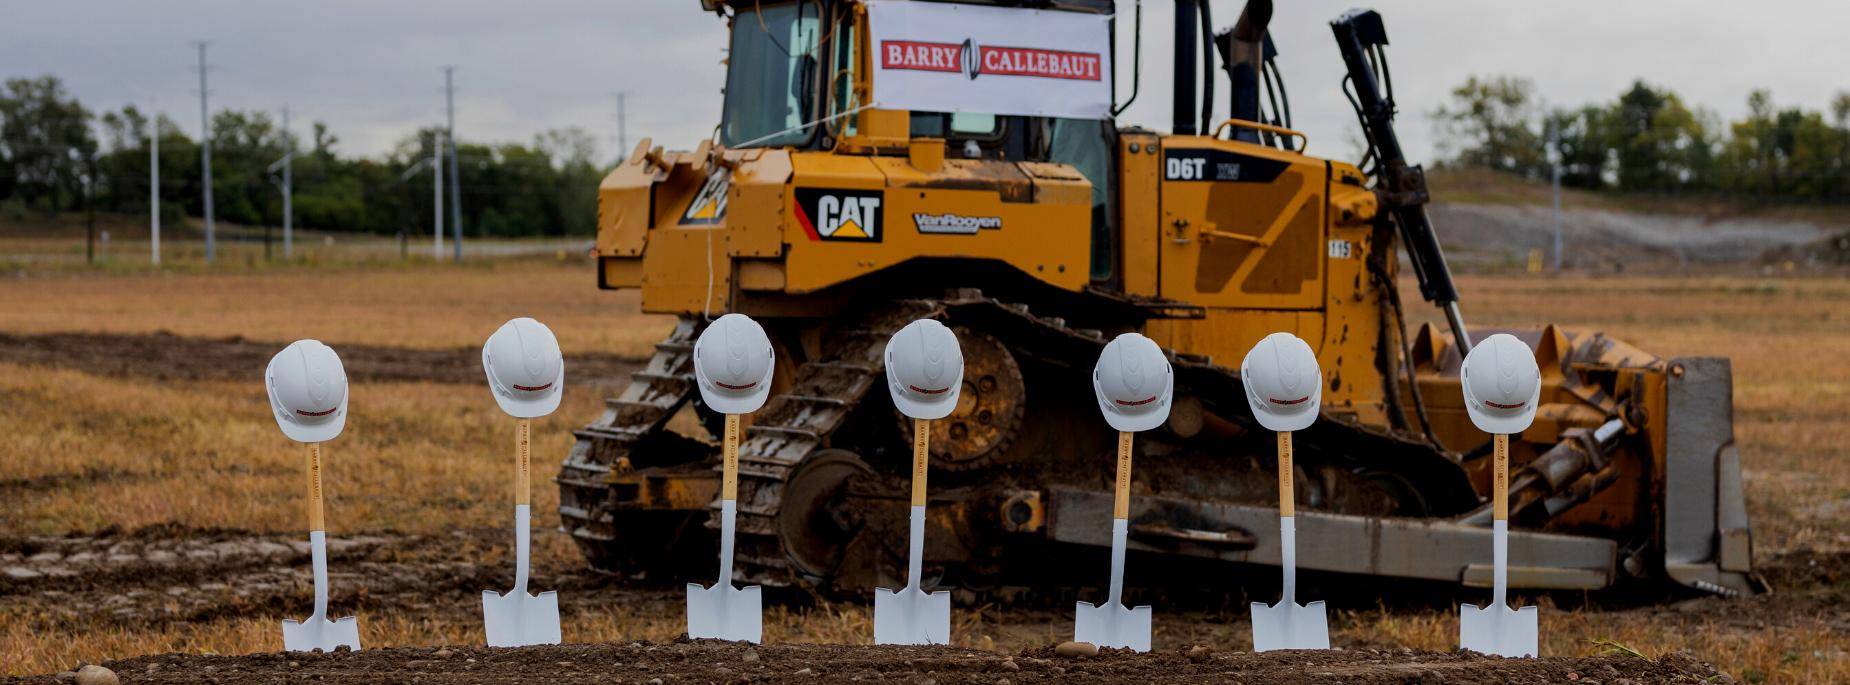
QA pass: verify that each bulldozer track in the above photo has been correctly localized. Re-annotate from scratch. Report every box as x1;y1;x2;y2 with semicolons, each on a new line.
561;291;1477;590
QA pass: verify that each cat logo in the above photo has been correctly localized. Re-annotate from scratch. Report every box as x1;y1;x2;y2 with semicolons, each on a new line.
679;170;730;225
794;188;882;242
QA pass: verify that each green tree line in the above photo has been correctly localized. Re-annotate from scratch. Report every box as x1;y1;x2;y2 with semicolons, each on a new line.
0;75;605;236
1434;75;1850;200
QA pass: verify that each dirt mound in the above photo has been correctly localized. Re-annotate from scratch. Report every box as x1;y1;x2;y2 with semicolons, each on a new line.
0;331;640;389
0;641;1729;684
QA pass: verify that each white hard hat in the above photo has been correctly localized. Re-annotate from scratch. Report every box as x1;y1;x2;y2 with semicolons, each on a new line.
482;317;565;419
265;340;349;443
694;313;775;414
1460;333;1542;435
1092;333;1174;433
884;319;964;420
1240;332;1322;432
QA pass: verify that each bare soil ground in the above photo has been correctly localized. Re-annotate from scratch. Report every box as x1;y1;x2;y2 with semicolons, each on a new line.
5;642;1741;684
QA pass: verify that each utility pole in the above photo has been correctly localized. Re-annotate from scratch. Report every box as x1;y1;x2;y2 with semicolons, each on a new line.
281;105;294;259
1549;122;1564;271
194;41;215;264
443;66;462;261
149;108;160;266
433;129;444;260
614;91;628;162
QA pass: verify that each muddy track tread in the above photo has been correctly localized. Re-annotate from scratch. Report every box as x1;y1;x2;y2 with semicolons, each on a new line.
556;319;701;562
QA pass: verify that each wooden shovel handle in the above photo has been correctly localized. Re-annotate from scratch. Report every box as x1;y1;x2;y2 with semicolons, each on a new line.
1113;431;1134;520
1277;431;1295;517
515;419;532;506
304;442;325;532
910;419;931;507
722;414;741;502
1493;433;1509;522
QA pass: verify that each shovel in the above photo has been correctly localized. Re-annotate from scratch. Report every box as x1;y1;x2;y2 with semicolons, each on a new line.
1074;431;1153;652
686;413;763;642
482;418;562;647
1250;430;1330;651
283;442;362;652
1459;433;1538;657
874;419;952;645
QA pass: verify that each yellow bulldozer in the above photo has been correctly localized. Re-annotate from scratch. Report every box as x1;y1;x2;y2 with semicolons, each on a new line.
560;0;1758;601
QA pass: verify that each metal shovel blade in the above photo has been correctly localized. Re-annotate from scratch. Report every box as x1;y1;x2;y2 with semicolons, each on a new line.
283;614;361;653
1250;515;1329;651
283;531;361;652
874;586;951;645
686;581;762;642
1073;519;1152;652
685;500;762;642
483;589;561;647
1250;599;1329;651
1459;603;1538;657
874;504;951;645
481;503;561;647
1073;600;1152;652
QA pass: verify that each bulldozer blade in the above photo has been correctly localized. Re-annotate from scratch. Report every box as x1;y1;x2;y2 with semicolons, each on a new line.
283;531;362;652
686;500;762;642
1073;519;1152;652
874;505;951;645
1250;515;1330;651
481;505;562;647
1459;603;1538;657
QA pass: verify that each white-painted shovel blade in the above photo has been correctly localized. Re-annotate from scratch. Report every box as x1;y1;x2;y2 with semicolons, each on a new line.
874;586;952;645
1249;599;1330;651
1459;603;1538;657
482;589;562;647
686;581;762;643
1073;600;1152;652
282;615;361;653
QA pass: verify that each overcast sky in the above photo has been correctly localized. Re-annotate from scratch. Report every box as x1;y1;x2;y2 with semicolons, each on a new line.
4;1;1845;164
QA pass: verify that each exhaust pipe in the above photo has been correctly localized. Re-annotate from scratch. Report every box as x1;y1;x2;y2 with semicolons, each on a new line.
1215;0;1273;142
1173;0;1198;135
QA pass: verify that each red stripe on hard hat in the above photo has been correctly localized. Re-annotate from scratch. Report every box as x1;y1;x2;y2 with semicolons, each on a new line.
909;385;950;395
295;407;337;417
1115;395;1158;407
715;380;758;390
1269;395;1310;406
513;382;554;392
1485;399;1527;409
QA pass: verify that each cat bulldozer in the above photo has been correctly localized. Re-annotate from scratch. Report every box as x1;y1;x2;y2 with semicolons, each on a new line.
560;0;1758;601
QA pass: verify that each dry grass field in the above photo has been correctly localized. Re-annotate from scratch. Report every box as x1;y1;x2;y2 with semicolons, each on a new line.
1;254;1844;682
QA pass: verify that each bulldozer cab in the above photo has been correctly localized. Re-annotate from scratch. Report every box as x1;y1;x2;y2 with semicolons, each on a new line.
706;0;1122;281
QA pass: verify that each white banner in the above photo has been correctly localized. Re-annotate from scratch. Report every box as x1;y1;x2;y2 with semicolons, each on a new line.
867;1;1114;120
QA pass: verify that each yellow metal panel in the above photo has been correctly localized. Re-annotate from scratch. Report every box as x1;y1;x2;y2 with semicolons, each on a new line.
780;153;1091;293
1118;133;1162;296
738;259;786;291
1145;310;1322;371
726;150;793;259
595;159;659;257
1318;216;1384;417
640;227;730;314
600;257;643;289
1157;138;1325;309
